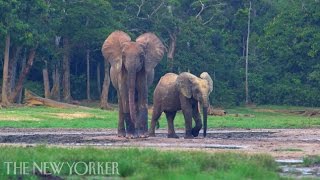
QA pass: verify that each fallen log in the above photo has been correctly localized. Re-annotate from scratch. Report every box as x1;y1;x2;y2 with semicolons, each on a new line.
230;113;255;118
208;108;227;116
24;89;92;110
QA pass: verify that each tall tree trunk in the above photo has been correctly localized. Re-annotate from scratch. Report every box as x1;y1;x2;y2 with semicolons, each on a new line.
50;65;61;101
17;48;27;104
8;46;21;95
75;61;78;75
100;60;111;109
42;61;50;98
97;62;101;96
1;34;11;106
9;48;36;103
167;31;177;71
245;1;251;105
62;37;72;102
86;49;91;100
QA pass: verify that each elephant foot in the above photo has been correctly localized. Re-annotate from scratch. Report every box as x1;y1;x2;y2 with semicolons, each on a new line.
139;134;149;138
137;129;149;138
126;133;137;139
191;128;200;137
117;130;126;137
126;129;138;139
167;133;179;138
184;135;194;139
118;134;126;138
149;133;156;137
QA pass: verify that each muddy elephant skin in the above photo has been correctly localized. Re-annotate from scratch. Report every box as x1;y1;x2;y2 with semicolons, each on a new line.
149;72;213;138
101;31;165;138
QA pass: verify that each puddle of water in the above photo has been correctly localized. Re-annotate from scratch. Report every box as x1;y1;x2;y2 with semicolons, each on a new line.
280;166;319;174
276;159;320;178
276;159;303;164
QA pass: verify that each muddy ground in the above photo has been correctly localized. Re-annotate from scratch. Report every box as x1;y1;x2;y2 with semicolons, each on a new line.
0;128;319;159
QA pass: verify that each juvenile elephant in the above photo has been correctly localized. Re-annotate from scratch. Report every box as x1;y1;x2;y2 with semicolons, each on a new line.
149;72;213;138
101;31;165;138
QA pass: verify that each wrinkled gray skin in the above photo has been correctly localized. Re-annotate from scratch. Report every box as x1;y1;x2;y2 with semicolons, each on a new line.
149;72;213;138
102;31;165;138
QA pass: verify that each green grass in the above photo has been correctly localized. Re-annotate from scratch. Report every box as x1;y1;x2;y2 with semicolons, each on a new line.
0;106;119;128
0;146;282;179
303;155;320;167
273;148;303;152
0;105;320;129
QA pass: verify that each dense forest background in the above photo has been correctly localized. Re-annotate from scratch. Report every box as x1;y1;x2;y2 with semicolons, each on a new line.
0;0;319;107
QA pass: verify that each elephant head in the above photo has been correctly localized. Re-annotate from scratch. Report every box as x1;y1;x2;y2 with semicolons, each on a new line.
101;30;165;125
176;72;213;137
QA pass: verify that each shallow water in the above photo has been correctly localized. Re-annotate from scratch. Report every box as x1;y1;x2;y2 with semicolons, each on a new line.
277;159;320;178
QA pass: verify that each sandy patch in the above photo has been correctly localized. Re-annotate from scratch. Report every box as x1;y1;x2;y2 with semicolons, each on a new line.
0;115;39;121
253;108;279;113
49;112;93;119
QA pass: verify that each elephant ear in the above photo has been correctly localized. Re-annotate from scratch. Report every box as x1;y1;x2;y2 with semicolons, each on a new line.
200;72;213;93
101;31;131;70
176;72;196;98
136;33;165;72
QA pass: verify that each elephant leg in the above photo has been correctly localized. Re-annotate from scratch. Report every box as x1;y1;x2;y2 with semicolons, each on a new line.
180;96;193;139
117;92;126;137
191;102;202;137
165;111;179;138
149;105;162;137
136;71;148;138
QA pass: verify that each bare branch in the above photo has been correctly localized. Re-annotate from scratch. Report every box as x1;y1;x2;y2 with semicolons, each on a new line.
194;0;226;20
195;0;205;19
150;0;165;18
203;16;214;25
136;0;145;17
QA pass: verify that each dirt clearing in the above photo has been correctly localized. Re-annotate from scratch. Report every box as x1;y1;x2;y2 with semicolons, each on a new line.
0;128;319;159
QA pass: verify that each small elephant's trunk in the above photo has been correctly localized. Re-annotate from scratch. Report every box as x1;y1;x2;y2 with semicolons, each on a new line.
201;96;209;137
203;107;208;137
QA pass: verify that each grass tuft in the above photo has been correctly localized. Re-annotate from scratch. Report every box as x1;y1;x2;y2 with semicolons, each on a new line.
303;155;320;167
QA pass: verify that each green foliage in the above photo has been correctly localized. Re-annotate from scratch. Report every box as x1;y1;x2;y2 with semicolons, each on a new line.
256;0;320;106
1;0;320;107
0;146;280;179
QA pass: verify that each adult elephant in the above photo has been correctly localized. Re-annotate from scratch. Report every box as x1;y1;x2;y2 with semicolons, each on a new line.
101;31;165;138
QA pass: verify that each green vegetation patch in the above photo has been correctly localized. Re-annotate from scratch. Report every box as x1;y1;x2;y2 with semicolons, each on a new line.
273;148;303;152
303;156;320;167
1;106;320;129
0;146;281;179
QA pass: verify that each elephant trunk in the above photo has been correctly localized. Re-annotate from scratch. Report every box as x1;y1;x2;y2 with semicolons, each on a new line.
203;107;208;137
202;96;209;137
128;72;137;127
